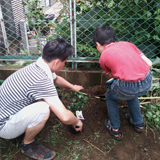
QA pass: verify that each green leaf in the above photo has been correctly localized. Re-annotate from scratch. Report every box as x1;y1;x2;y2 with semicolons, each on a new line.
153;35;160;41
146;112;152;119
154;117;159;122
72;98;77;102
153;115;157;118
156;111;160;116
67;106;71;110
152;57;160;67
134;0;139;5
146;11;152;18
108;0;114;8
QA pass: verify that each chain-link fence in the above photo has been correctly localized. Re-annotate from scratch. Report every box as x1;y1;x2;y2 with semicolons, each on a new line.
0;0;160;65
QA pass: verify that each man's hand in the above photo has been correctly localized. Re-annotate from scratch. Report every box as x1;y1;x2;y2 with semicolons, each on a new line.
72;85;84;92
44;97;83;127
73;119;83;132
54;76;84;92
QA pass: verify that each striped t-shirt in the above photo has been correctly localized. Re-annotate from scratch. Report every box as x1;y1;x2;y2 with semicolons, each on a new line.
0;59;58;130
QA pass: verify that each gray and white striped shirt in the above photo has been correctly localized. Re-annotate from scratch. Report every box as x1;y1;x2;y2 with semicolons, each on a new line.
0;58;58;130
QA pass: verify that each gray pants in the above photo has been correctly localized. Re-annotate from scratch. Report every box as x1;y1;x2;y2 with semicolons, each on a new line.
0;101;49;139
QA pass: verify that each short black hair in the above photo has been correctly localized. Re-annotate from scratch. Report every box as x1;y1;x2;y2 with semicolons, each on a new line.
93;25;116;45
42;38;73;62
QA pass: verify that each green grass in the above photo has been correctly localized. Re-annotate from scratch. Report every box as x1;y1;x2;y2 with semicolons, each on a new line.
0;135;22;160
0;120;93;160
1;57;160;159
43;120;93;159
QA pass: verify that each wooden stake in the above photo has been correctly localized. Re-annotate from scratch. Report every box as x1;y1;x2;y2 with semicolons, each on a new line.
83;139;104;154
138;97;160;100
9;148;21;160
140;102;151;105
148;126;155;139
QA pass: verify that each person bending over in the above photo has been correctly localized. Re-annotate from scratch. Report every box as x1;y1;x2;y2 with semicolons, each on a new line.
0;38;83;159
93;25;152;141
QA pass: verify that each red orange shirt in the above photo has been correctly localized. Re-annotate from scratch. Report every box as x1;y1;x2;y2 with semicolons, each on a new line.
99;41;150;82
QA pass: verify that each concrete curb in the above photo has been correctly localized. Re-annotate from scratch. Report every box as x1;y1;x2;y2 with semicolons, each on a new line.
0;66;108;87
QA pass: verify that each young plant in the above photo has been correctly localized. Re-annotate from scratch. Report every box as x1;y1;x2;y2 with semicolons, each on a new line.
67;89;89;115
142;57;160;130
144;103;160;130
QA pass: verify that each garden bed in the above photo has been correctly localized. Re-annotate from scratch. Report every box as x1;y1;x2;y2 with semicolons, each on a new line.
1;84;160;160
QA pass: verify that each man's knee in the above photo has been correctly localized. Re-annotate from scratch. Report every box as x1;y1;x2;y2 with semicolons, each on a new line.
27;101;50;125
43;107;50;122
38;101;50;121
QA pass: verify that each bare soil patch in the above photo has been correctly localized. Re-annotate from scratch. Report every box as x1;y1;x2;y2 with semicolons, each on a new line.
1;85;160;160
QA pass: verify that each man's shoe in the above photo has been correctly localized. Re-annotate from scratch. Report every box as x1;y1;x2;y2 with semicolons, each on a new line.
21;141;56;160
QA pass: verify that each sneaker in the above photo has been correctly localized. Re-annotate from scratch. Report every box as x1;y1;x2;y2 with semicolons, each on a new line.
21;141;56;160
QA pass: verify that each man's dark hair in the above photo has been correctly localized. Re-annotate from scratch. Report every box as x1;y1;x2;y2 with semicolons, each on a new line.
42;38;73;62
93;25;116;45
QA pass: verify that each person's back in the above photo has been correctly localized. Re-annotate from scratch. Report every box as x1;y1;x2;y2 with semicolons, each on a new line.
0;37;83;160
0;62;58;129
93;24;152;141
99;41;150;82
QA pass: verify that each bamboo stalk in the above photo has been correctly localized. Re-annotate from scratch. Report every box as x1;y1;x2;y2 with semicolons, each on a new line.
95;96;106;100
82;92;88;96
153;77;160;80
83;139;104;154
138;97;160;100
83;92;160;101
154;152;160;156
9;148;21;160
148;126;155;139
145;125;148;137
152;68;160;71
140;102;151;105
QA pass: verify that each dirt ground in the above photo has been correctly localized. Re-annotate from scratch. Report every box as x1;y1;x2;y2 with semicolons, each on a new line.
1;85;160;160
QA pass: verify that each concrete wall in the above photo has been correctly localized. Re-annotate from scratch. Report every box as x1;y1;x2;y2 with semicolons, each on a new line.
0;65;108;87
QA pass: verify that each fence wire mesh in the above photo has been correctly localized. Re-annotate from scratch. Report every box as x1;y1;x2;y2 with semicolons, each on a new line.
0;0;160;63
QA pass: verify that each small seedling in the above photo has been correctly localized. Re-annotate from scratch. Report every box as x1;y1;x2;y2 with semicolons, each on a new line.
67;89;89;115
144;103;160;130
94;132;100;139
66;89;89;134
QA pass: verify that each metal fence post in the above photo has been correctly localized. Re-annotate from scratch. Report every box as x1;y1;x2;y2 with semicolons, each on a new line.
19;20;29;54
0;4;9;54
70;0;77;69
0;0;159;62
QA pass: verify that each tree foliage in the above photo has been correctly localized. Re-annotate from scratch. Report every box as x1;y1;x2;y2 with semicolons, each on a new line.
75;0;160;58
53;0;160;58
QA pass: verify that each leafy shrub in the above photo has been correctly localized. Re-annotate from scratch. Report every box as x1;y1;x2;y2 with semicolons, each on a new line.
76;0;160;58
22;0;46;33
144;103;160;130
67;89;89;115
54;0;160;59
142;57;160;130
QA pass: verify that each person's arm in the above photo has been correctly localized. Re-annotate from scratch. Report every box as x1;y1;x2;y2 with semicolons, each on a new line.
54;75;84;92
141;54;152;67
44;96;83;131
108;72;114;78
